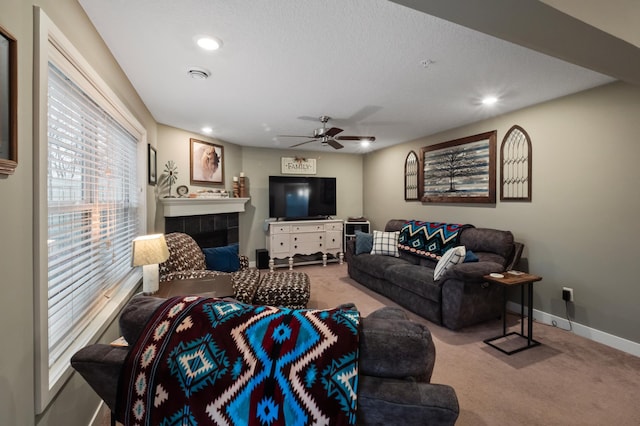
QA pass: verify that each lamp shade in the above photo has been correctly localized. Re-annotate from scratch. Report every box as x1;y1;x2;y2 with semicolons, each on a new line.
132;234;170;266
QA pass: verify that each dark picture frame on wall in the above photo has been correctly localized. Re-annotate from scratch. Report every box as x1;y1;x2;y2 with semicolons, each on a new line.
0;25;18;176
147;144;157;185
190;138;224;185
420;130;497;204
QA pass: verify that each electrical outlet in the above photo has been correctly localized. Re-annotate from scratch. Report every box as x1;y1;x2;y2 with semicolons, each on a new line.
562;287;574;302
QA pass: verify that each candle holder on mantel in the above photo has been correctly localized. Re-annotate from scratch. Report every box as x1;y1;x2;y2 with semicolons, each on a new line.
232;176;240;198
239;174;247;198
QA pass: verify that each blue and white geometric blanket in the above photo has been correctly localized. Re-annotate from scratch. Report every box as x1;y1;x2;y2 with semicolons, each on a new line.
116;296;360;425
398;220;473;260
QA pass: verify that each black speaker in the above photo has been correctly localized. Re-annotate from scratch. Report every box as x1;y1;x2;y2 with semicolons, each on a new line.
256;249;270;270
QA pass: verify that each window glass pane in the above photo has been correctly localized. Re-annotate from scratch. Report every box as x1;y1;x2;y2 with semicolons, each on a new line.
46;63;139;368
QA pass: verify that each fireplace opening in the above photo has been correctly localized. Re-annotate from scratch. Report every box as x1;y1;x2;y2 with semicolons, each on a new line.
165;213;239;249
191;230;227;249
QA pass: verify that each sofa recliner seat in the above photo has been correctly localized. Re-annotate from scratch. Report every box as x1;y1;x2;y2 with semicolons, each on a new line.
71;295;459;426
346;219;523;330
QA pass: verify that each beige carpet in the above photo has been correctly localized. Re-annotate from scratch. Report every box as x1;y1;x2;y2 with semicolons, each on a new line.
101;263;640;425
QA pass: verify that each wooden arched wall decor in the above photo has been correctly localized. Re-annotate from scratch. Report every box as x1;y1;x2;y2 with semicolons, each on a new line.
404;150;419;200
500;125;532;201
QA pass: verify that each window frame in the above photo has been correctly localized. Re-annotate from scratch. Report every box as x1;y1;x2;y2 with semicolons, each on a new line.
33;7;147;413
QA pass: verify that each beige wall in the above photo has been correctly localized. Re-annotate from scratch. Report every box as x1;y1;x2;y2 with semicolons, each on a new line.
0;1;156;425
155;127;364;260
364;81;640;344
0;1;637;425
239;147;364;259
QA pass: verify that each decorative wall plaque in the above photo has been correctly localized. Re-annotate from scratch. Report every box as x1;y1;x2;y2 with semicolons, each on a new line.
281;157;316;175
500;125;532;201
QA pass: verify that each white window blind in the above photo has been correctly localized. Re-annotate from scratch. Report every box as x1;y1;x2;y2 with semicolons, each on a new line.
46;62;139;367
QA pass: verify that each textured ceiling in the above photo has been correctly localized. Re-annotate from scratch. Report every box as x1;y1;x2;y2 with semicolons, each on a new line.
78;0;614;153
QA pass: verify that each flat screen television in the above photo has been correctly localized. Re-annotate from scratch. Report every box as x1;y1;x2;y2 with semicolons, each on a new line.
269;176;337;220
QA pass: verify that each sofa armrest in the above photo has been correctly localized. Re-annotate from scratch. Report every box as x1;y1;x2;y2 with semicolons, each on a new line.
360;309;435;382
444;261;504;282
357;375;459;426
345;238;356;263
70;344;129;412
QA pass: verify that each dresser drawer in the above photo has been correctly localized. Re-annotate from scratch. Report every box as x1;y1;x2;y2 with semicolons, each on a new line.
270;234;290;254
291;232;323;244
292;224;325;233
325;222;343;232
270;224;291;234
325;231;342;249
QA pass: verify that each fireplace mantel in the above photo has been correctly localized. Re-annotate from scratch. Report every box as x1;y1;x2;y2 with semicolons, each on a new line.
160;197;250;217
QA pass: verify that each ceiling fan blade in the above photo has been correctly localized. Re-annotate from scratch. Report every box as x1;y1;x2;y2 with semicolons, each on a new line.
336;135;376;141
290;139;316;148
278;134;316;138
325;127;343;137
326;139;344;150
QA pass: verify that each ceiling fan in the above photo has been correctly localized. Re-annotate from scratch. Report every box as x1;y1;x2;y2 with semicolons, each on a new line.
278;116;376;150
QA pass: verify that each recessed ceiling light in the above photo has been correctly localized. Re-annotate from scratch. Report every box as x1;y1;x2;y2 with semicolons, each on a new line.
202;127;213;134
360;140;371;148
187;67;211;79
196;36;222;51
482;96;498;105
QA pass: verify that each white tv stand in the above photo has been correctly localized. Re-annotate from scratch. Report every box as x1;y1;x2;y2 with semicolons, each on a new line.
266;218;344;271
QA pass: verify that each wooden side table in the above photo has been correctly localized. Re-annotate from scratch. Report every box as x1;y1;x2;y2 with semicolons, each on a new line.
483;272;543;355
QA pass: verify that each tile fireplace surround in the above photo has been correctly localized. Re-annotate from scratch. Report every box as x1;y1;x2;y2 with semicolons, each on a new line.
160;198;249;249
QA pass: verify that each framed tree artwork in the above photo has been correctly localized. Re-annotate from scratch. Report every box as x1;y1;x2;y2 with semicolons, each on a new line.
420;131;497;204
190;138;224;185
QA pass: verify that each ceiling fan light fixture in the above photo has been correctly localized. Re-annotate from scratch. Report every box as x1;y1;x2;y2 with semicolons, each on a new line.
188;67;211;80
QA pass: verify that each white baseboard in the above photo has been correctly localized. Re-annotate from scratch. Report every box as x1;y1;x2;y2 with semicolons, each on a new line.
507;301;640;357
88;400;106;426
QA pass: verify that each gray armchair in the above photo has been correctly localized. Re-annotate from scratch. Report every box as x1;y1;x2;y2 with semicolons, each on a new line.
71;296;459;425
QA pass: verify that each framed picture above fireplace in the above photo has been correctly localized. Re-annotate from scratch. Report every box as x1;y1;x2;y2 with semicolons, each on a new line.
190;138;224;185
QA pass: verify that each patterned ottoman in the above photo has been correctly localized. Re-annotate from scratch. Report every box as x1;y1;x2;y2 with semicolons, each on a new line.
253;271;311;309
231;268;261;304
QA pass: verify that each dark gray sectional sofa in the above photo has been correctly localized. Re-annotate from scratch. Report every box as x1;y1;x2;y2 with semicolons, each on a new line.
346;219;523;330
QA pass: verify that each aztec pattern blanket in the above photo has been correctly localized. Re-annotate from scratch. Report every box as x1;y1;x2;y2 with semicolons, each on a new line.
116;296;360;426
398;220;473;260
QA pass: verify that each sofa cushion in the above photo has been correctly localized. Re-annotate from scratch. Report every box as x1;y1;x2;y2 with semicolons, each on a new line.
159;232;207;275
384;264;441;302
203;243;240;272
464;250;479;262
434;246;466;280
351;252;412;279
355;230;373;255
459;228;514;266
371;230;400;257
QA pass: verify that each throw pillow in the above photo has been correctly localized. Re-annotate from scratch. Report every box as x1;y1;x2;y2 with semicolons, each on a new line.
370;230;400;257
355;230;373;255
203;243;240;272
464;250;479;263
434;246;466;280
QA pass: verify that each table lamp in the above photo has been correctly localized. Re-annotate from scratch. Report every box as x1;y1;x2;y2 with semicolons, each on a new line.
131;234;170;294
